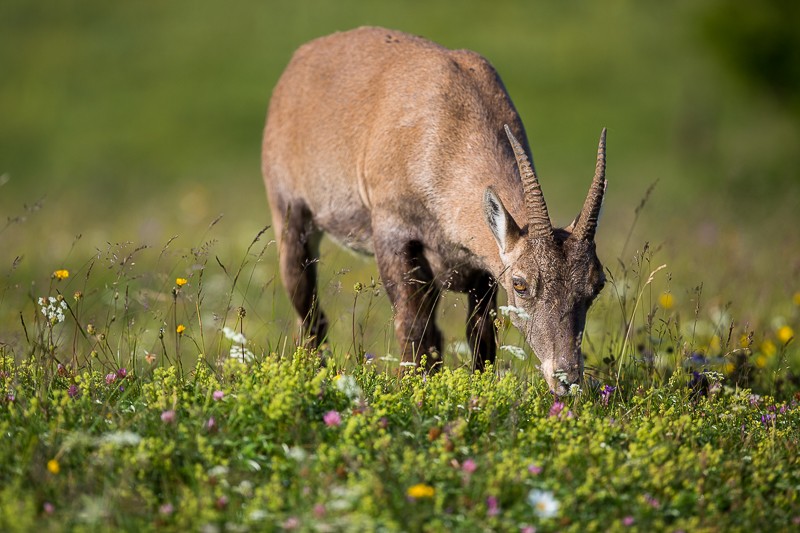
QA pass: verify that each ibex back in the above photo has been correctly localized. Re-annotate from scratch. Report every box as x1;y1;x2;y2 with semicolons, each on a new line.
262;27;607;395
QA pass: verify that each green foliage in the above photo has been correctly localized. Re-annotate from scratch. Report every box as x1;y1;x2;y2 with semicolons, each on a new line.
1;350;798;531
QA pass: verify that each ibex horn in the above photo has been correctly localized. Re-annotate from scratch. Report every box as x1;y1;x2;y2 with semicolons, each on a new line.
574;128;607;241
503;124;552;238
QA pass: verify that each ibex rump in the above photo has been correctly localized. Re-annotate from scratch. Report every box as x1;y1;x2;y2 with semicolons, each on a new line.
262;27;607;395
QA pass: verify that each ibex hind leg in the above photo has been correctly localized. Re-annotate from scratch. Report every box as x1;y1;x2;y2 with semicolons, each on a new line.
373;232;443;371
467;272;498;372
274;199;329;349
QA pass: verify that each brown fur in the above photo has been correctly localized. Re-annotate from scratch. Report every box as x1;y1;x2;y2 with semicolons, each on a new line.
262;27;607;395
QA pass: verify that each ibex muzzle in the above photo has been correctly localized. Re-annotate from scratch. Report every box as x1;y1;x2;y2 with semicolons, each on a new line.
262;27;607;395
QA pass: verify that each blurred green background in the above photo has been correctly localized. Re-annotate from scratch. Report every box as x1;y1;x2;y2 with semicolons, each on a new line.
1;0;798;350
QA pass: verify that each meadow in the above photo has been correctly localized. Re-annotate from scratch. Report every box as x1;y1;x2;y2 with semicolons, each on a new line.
1;1;799;531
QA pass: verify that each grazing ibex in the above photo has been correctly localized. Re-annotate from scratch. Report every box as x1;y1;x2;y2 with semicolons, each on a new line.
262;27;607;395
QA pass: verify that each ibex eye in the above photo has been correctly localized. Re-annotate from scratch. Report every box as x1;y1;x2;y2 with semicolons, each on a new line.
512;277;529;295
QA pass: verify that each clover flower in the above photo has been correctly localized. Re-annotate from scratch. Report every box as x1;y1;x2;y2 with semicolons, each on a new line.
527;489;559;519
38;296;67;324
486;495;500;517
323;410;341;427
528;464;543;475
68;384;79;398
407;483;435;499
549;401;565;418
462;458;477;474
105;373;117;385
623;516;635;526
161;410;176;424
213;390;224;401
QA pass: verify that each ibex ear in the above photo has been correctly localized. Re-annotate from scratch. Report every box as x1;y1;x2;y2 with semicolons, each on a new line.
483;187;521;254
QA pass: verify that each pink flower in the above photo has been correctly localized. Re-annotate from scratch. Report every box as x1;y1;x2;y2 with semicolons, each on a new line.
528;464;543;475
213;390;224;401
323;410;342;427
462;458;477;474
520;526;536;533
313;504;326;518
206;416;216;430
487;495;500;517
283;517;300;530
159;503;174;515
68;384;79;398
105;373;116;385
43;502;55;515
623;516;635;527
116;368;127;379
161;410;176;424
549;401;564;418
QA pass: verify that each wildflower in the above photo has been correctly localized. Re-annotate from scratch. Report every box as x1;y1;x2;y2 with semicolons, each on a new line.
313;504;326;518
755;355;768;368
761;413;775;427
159;503;174;516
527;489;559;519
38;296;67;324
761;339;776;357
47;459;60;475
623;516;635;526
230;345;255;363
407;483;435;499
462;458;477;474
283;517;300;530
658;291;674;309
335;375;362;401
175;277;188;287
176;324;186;335
549;401;565;418
145;353;157;365
68;384;79;398
53;269;69;280
794;292;800;307
222;326;247;345
568;383;582;396
206;417;216;431
645;494;661;509
213;390;224;401
73;290;82;301
520;527;536;533
323;410;342;427
600;385;615;406
105;373;117;385
43;502;55;515
116;368;127;379
215;495;228;510
161;410;176;424
777;325;794;344
500;345;527;360
486;495;500;517
499;305;531;320
528;464;543;475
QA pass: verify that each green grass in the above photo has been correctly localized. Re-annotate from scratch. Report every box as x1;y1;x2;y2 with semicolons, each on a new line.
1;1;799;530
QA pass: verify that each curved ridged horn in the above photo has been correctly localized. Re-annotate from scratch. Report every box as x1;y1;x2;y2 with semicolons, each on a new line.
503;124;552;238
574;128;607;241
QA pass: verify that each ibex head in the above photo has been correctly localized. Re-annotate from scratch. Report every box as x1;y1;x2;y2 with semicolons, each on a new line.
484;125;607;396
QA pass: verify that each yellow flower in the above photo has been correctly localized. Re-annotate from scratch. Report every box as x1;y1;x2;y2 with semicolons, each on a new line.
176;278;188;287
739;334;751;349
53;269;69;280
406;483;435;499
723;362;735;374
793;292;800;307
658;292;674;310
777;325;794;344
755;355;768;368
47;459;60;474
176;324;186;335
709;335;721;353
760;340;776;357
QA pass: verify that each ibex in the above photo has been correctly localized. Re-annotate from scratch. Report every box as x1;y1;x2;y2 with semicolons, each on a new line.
262;27;607;395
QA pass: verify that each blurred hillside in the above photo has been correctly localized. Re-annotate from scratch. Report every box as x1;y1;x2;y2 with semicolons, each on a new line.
1;0;798;312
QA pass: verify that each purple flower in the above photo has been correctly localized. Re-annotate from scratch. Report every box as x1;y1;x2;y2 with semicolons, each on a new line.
462;458;477;474
645;494;660;509
43;502;55;515
487;495;500;517
161;410;176;424
761;413;775;427
549;401;565;418
105;373;116;385
68;384;79;398
116;368;127;379
323;410;342;427
206;416;216;430
213;390;224;401
622;516;635;527
600;385;616;406
528;464;543;475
